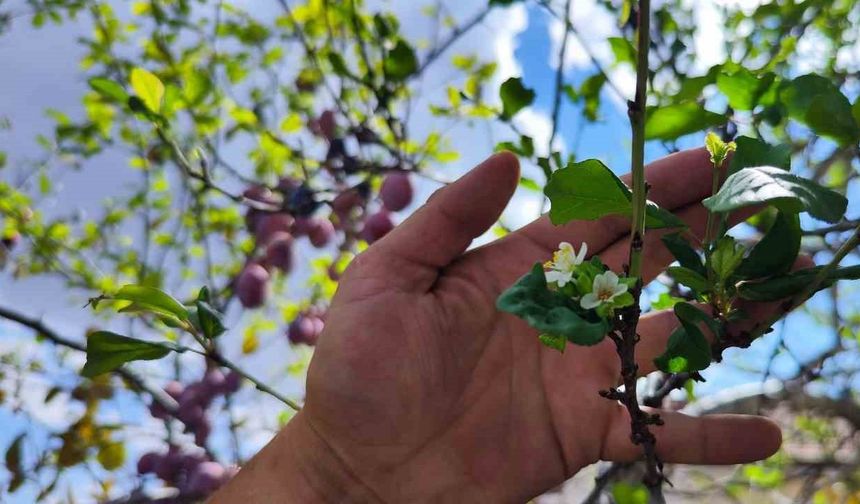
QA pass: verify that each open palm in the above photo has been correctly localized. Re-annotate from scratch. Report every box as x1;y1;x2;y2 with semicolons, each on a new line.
219;150;784;503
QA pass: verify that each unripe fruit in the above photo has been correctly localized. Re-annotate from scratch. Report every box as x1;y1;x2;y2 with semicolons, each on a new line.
308;218;335;248
255;213;295;246
185;461;227;497
380;172;413;212
361;211;395;244
236;263;270;309
137;452;160;475
264;232;294;272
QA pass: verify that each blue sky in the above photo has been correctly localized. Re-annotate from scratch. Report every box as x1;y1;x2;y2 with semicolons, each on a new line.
1;1;858;501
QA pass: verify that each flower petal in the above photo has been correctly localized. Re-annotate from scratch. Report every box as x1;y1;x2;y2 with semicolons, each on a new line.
580;293;601;310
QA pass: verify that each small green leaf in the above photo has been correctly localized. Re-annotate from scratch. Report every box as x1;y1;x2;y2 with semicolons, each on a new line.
5;433;25;493
736;211;800;279
708;236;745;281
666;266;710;294
738;265;860;302
88;78;129;103
129;68;164;114
675;302;722;340
327;52;351;76
853;98;860;130
539;333;566;352
112;284;190;322
703;166;848;223
82;331;178;377
716;69;771;110
654;325;710;373
728;137;790;175
196;300;226;339
612;482;649;504
385;39;418;80
661;233;706;276
805;93;860;146
572;73;606;122
499;77;535;119
545;159;683;228
651;292;684;310
644;103;726;141
704;131;736;168
497;264;609;346
654;302;714;373
781;74;860;146
608;37;636;66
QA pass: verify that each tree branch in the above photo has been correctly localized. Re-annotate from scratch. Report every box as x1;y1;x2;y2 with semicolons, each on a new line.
0;305;178;414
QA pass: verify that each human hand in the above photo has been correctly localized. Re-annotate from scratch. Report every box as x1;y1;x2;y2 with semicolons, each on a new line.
214;150;786;503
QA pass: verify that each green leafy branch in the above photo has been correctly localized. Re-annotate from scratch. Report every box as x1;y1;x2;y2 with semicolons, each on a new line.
83;285;301;411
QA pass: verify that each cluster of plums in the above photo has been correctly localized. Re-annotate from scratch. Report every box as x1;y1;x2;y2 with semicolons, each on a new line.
137;446;238;499
148;370;241;448
233;111;415;344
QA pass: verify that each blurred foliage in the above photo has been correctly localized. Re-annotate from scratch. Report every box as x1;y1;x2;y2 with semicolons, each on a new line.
0;0;858;502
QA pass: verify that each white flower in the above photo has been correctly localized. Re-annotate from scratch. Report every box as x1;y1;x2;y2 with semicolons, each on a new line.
580;271;628;310
544;242;587;287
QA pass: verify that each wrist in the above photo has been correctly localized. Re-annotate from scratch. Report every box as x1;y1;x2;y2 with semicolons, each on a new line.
211;410;381;503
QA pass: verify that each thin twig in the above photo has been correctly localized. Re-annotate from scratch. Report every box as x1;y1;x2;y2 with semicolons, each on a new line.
0;305;178;414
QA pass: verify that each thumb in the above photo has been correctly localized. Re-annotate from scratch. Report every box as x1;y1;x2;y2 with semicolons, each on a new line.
368;152;520;291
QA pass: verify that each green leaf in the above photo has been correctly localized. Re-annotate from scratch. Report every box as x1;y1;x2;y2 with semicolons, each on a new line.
574;73;606;122
736;211;800;279
385;39;418;80
196;300;226;339
654;325;710;373
728;136;790;175
805;93;860;146
497;264;609;346
644;103;726;141
708;236;745;281
545;159;683;228
661;233;705;276
666;266;710;294
539;333;566;352
738;265;860;302
716;69;771;110
654;303;714;373
129;68;164;114
88;78;129;103
499;77;535;119
853;98;860;130
327;52;351;76
612;482;649;504
675;302;722;340
82;331;178;377
781;74;860;146
704;131;736;168
651;292;684;310
608;37;636;66
703;166;848;223
112;285;190;322
5;433;25;493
